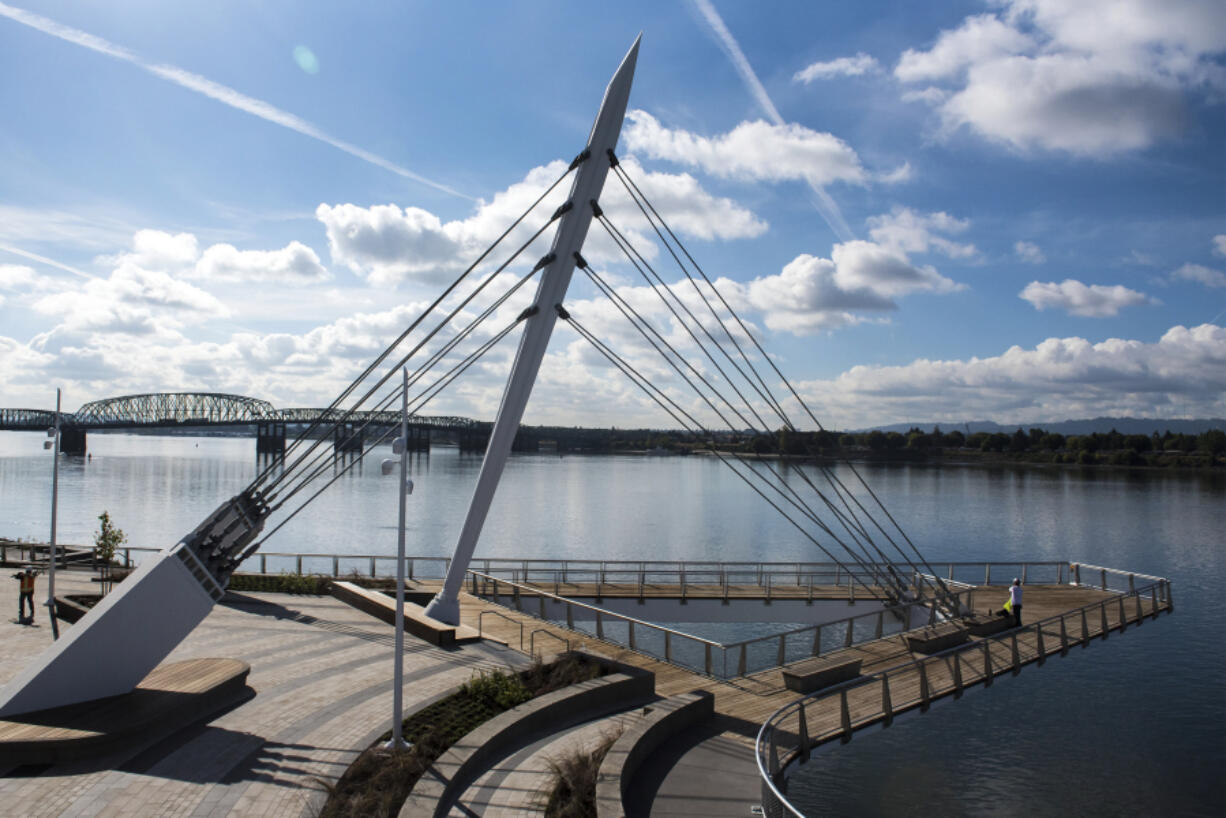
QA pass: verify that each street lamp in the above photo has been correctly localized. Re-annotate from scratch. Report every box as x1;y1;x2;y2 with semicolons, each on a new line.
380;368;414;751
45;388;62;640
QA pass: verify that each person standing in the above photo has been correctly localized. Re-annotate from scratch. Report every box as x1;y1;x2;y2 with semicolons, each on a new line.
14;567;36;624
1009;577;1023;627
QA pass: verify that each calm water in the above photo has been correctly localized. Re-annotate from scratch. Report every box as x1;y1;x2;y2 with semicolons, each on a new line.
1;432;1222;816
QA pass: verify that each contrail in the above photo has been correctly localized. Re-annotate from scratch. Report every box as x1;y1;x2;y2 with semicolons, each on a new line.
689;0;855;242
0;2;472;201
0;243;95;279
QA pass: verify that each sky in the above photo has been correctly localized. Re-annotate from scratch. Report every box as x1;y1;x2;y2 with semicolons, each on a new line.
1;0;1224;430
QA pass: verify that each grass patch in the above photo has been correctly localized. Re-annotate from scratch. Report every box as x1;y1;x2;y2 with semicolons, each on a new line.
543;728;623;818
318;655;606;818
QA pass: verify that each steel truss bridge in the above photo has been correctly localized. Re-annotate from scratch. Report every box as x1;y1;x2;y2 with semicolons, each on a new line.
0;392;614;454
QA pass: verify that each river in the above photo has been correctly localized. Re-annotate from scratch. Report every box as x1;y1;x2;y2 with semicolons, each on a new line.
0;432;1221;816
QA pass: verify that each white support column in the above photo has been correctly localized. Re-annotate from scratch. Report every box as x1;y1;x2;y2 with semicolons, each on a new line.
424;35;641;625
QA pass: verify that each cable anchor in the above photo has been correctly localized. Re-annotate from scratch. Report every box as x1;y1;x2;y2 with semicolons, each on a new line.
531;252;557;272
554;304;571;321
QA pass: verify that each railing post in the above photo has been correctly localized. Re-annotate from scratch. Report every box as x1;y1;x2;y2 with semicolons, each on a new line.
1100;568;1107;591
1166;581;1174;610
952;652;963;698
777;634;786;667
1073;563;1081;586
595;611;603;640
408;559;414;581
844;618;854;648
1035;625;1046;665
296;555;302;574
539;593;547;620
875;610;884;640
1010;632;1021;675
369;556;376;577
918;661;931;711
1021;564;1028;584
812;627;822;657
766;573;772;604
985;564;991;585
1128;573;1135;593
1080;607;1090;647
798;704;811;762
1134;591;1144;625
947;562;954;580
1151;587;1159;620
705;643;712;676
1118;595;1127;633
738;643;747;676
665;630;672;662
629;620;636;650
848;575;855;604
331;555;338;577
566;602;574;631
840;689;853;742
1100;601;1110;640
1059;616;1069;655
1057;562;1064;585
881;675;894;725
260;554;266;574
982;640;993;687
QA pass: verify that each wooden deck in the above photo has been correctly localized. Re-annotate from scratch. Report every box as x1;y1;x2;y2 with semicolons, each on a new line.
447;582;1172;748
0;657;251;765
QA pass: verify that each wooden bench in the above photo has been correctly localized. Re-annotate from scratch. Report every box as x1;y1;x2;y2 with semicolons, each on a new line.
905;621;969;655
781;655;863;693
329;581;481;646
963;612;1013;637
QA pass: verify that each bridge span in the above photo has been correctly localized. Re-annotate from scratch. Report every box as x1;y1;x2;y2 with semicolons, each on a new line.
0;391;615;455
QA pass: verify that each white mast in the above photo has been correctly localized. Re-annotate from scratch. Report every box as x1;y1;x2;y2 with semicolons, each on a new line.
425;35;641;624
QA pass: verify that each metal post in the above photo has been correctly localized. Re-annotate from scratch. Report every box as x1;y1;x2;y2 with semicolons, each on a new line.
1100;601;1110;640
840;689;853;741
982;640;993;687
952;652;963;698
47;388;61;639
918;662;930;710
1080;607;1090;648
798;704;810;762
388;367;410;751
881;675;894;725
777;634;786;666
423;37;641;625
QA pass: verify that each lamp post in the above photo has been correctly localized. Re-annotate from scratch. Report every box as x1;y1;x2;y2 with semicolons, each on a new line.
46;388;61;640
381;368;413;750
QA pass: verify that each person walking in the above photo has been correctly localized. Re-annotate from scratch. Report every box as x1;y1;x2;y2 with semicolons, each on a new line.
1009;577;1023;627
13;567;36;624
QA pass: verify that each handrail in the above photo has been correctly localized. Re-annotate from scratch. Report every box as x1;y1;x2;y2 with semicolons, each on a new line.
529;628;570;658
478;609;524;651
755;570;1174;817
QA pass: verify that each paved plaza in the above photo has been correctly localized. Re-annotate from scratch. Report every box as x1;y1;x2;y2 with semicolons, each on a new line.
0;569;527;817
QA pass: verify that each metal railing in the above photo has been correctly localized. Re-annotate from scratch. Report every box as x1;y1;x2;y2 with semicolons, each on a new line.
755;568;1174;818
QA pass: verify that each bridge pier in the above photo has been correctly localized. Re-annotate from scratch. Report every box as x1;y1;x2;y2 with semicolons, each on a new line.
458;427;491;453
256;422;286;456
333;422;363;454
59;426;87;456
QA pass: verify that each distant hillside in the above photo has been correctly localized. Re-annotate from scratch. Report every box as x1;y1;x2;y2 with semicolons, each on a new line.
858;417;1226;436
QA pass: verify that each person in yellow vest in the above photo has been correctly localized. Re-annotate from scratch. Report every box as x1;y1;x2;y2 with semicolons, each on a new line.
12;567;37;624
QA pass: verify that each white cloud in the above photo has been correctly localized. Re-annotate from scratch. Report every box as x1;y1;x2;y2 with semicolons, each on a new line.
866;208;977;259
623;110;866;189
895;0;1226;155
794;53;880;82
0;264;38;290
1212;235;1226;257
747;240;961;334
1172;263;1226;288
797;323;1226;428
1019;279;1154;316
896;14;1034;82
1015;241;1046;263
194;241;328;282
316;156;766;288
32;264;227;334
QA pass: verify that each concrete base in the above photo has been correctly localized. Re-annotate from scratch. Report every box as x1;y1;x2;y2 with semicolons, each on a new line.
330;582;479;646
0;546;218;717
0;658;250;766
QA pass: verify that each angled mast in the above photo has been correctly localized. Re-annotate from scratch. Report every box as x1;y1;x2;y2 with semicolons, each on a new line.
424;35;641;624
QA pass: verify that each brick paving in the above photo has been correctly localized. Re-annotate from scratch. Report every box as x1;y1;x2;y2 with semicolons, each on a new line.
0;569;528;817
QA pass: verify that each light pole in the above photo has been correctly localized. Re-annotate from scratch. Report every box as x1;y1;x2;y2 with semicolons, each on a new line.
46;388;61;640
381;368;413;750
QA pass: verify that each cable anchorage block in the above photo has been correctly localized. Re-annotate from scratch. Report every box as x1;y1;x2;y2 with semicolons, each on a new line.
589;199;604;218
572;251;589;270
516;305;540;322
606;148;619;167
531;252;557;272
550;201;573;221
554;304;571;321
569;149;591;170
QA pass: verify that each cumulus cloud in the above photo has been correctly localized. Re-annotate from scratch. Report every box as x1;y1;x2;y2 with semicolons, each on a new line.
1212;235;1226;257
895;0;1226;155
797;323;1226;427
316;156;766;287
1015;241;1045;263
0;264;38;290
1019;279;1154;316
1172;263;1226;288
794;53;880;82
32;264;226;334
194;241;328;282
747;239;961;334
867;208;977;259
622;110;866;188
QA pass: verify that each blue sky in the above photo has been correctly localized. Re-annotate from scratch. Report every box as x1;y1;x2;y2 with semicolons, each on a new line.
1;0;1223;428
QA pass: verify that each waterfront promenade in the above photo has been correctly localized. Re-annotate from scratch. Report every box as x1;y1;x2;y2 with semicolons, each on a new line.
0;573;525;817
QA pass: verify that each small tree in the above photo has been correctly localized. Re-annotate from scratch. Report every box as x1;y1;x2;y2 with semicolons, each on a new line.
95;511;127;594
